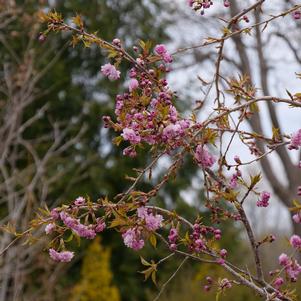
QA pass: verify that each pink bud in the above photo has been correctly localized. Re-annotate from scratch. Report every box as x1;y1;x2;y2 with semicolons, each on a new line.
224;1;230;8
293;212;301;224
293;11;301;20
220;249;227;258
129;79;139;92
290;234;301;249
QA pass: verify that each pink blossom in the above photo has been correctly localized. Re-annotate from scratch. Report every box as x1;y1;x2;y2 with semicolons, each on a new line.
121;128;141;144
74;196;85;206
168;105;178;122
60;211;96;239
169;243;177;251
122;228;144;250
60;211;78;228
216;258;225;265
168;228;178;244
229;173;238;189
195;145;216;168
74;224;96;239
163;53;173;63
288;129;301;150
49;248;74;262
285;260;301;282
279;253;290;266
129;79;139;92
290;234;301;249
50;208;60;220
137;207;163;231
45;223;55;235
187;0;194;7
123;146;137;157
234;155;241;164
220;278;232;289
101;63;120;81
154;44;173;63
273;277;284;289
220;249;227;258
95;219;106;233
154;44;167;55
293;212;301;224
224;0;230;7
293;10;301;20
162;124;182;140
256;191;270;207
195;239;205;252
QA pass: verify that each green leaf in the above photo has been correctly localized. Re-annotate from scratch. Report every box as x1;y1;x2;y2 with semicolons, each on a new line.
149;234;157;248
140;256;151;266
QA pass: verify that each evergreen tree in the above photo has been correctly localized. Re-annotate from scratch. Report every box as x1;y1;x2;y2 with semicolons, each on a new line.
70;238;120;301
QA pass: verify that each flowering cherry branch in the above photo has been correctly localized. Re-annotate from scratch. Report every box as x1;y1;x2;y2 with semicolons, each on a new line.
3;2;301;300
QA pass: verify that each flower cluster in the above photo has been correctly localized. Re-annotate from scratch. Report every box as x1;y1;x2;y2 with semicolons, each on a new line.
44;197;106;262
49;249;74;262
293;211;301;224
101;63;121;81
195;145;216;168
122;207;163;251
154;44;172;63
290;234;301;249
137;207;163;231
168;227;178;251
278;253;301;282
229;170;241;189
288;129;301;150
122;228;145;250
102;43;192;157
256;191;271;207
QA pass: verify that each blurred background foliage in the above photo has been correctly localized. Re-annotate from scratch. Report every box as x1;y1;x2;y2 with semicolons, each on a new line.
1;0;300;300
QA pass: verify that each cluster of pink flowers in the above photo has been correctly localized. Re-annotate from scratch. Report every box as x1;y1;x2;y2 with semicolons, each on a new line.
122;207;163;250
154;44;172;63
256;191;271;207
101;63;121;81
45;223;55;234
293;10;301;20
122;228;145;250
290;234;301;249
168;227;178;251
46;197;107;261
288;129;301;150
220;278;232;290
188;223;222;255
278;253;301;282
49;248;74;262
293;211;301;224
229;170;241;189
137;207;163;231
195;145;216;168
102;44;193;157
60;211;97;239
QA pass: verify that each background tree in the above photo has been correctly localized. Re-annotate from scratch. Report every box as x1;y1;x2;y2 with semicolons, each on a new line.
70;238;120;301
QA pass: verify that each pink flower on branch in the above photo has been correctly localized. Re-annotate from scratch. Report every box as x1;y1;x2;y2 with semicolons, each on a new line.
49;249;74;262
121;128;141;144
122;228;144;250
101;63;121;81
137;207;163;231
195;145;216;168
